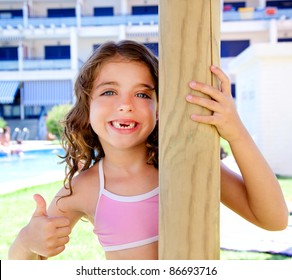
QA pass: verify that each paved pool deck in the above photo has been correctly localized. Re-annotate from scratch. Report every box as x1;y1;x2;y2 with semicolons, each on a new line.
221;156;292;256
10;140;61;152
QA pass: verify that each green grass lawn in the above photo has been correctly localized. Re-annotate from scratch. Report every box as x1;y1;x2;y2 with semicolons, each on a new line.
1;178;292;260
0;182;104;260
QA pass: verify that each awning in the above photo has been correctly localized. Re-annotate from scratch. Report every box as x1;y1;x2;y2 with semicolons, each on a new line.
23;80;73;106
0;81;20;104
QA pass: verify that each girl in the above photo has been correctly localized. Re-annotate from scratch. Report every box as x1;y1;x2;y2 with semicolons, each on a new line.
8;40;288;260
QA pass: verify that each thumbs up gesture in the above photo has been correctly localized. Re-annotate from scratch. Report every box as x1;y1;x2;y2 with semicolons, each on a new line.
33;194;48;215
24;194;72;258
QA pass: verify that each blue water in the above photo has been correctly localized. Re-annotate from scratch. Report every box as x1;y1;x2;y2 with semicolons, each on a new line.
0;148;65;185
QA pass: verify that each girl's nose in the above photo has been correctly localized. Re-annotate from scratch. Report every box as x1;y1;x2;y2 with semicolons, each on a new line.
118;104;133;112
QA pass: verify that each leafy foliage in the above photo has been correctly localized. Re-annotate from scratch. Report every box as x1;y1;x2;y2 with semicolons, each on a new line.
0;117;7;129
46;104;72;139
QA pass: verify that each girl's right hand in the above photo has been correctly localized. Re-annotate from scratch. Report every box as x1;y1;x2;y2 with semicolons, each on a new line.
21;194;71;258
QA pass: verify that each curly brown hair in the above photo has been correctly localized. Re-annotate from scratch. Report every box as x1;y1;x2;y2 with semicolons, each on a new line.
60;40;158;195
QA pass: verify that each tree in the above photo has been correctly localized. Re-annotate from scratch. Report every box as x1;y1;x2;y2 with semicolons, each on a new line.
46;104;72;139
0;117;7;129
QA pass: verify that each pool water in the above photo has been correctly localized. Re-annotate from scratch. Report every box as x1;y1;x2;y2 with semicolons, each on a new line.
0;148;65;187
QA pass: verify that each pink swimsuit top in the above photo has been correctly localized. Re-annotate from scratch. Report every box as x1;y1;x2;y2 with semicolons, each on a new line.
93;159;159;252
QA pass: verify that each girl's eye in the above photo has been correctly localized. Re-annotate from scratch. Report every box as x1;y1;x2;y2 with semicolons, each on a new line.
101;90;115;96
136;93;150;99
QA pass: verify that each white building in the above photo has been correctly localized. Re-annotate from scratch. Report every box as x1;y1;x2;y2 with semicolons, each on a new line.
0;0;292;141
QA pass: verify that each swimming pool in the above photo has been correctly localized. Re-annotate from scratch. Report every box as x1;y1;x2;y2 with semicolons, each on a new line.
0;147;66;194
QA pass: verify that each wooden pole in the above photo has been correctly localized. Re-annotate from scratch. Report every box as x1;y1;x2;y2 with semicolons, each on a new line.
159;0;221;259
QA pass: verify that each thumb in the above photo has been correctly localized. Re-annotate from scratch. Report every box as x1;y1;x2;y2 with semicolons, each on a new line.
33;194;47;217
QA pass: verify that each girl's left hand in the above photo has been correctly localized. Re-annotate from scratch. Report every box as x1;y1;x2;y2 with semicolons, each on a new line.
186;65;245;143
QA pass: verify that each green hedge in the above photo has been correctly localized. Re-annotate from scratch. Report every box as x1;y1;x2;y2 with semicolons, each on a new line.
46;104;72;139
0;117;7;129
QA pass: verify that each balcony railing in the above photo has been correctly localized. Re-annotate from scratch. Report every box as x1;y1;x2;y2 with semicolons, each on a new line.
223;8;292;21
0;59;71;71
1;9;292;29
0;14;158;28
81;14;158;26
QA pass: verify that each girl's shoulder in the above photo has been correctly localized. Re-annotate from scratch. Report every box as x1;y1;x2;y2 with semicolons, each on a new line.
49;162;101;222
72;162;100;191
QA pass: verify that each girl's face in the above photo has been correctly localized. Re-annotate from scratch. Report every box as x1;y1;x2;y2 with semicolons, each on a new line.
89;58;158;152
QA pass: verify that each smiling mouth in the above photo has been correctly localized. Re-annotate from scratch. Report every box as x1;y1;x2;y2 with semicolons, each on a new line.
111;121;137;129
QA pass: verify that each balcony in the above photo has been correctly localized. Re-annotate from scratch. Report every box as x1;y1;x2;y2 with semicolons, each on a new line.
1;9;292;30
0;14;158;29
223;8;292;21
0;59;71;71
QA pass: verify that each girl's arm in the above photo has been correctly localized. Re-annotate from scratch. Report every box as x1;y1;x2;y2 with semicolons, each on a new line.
8;189;82;260
186;65;288;230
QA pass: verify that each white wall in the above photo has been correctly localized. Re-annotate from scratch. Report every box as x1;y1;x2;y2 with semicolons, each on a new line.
229;43;292;176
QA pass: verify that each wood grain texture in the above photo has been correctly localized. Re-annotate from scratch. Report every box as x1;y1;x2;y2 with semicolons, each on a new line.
159;0;221;259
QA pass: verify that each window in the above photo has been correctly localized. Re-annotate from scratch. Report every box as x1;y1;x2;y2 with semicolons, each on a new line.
94;7;114;16
0;9;22;18
0;47;18;60
1;89;21;119
47;8;75;18
2;104;20;119
278;38;292;42
24;106;43;119
132;5;158;15
221;40;250;58
224;2;246;11
266;1;292;9
45;46;70;59
93;44;100;51
144;43;158;56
